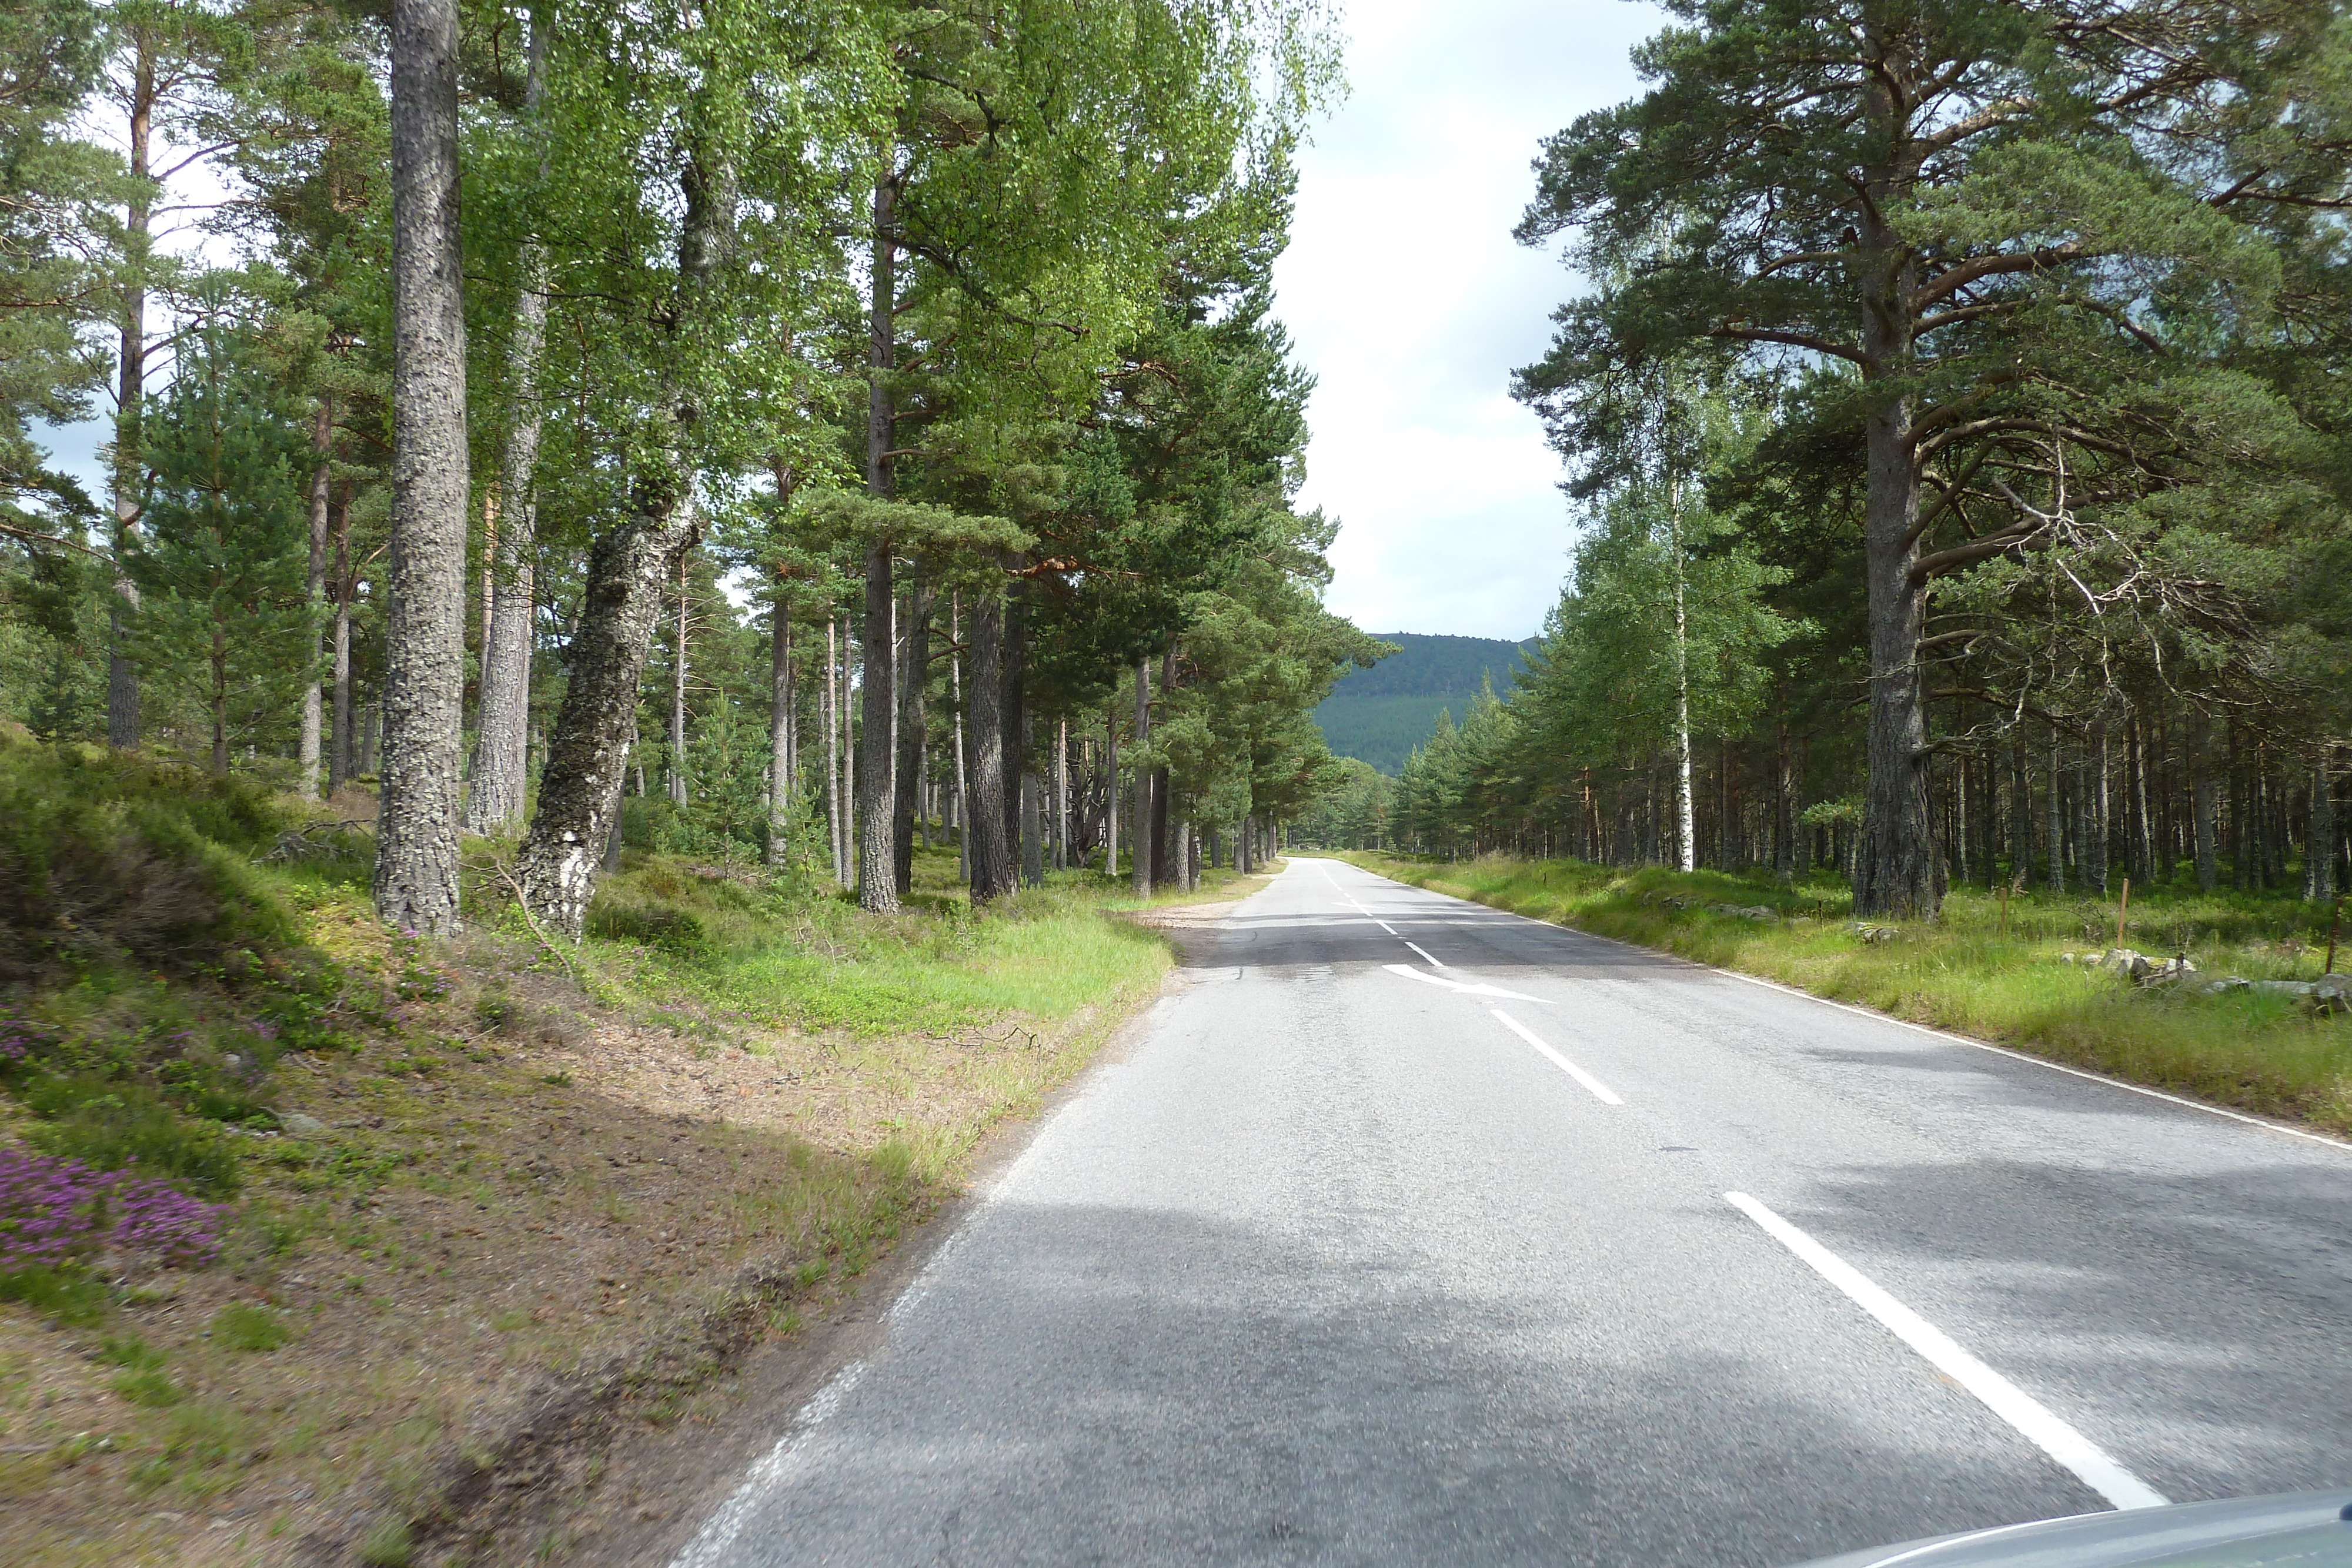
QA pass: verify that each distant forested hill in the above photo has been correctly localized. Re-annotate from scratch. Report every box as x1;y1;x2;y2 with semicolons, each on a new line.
1315;633;1534;775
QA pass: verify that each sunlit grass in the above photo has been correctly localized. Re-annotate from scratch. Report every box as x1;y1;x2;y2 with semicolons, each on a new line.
1339;851;2352;1135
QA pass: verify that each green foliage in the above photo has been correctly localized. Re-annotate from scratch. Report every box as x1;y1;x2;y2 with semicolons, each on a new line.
21;1077;243;1196
1312;633;1531;775
125;317;318;774
209;1300;292;1351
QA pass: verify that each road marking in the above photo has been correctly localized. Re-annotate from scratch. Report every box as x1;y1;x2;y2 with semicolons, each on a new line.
1724;1192;2169;1513
1490;1010;1621;1104
1380;964;1551;1003
1403;940;1445;968
669;1360;868;1567
1375;920;1398;935
1341;864;2352;1157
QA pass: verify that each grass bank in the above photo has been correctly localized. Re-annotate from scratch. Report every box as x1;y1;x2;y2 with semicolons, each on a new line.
0;730;1247;1565
1335;851;2352;1137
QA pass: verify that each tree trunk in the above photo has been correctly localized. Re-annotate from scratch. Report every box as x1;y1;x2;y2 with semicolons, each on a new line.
299;398;332;796
515;497;700;934
1054;716;1067;871
108;32;155;751
855;170;901;912
1131;660;1152;895
2183;710;2220;893
669;554;690;805
2312;749;2338;905
1850;115;1937;916
1000;588;1027;870
329;491;352;793
465;13;551;833
894;572;932;896
965;589;1015;902
767;599;793;867
824;616;844;883
210;613;228;775
376;0;472;934
951;594;968;884
1104;701;1118;879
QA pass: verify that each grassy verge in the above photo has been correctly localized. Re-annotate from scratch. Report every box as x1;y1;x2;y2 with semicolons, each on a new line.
0;730;1248;1565
1335;851;2352;1136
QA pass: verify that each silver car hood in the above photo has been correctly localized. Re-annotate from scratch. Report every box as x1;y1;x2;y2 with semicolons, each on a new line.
1787;1492;2352;1568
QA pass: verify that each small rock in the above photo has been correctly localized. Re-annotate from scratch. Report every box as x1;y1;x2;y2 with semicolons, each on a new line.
279;1112;327;1137
2250;980;2316;998
2316;974;2350;1016
2201;977;2251;995
2060;952;2077;965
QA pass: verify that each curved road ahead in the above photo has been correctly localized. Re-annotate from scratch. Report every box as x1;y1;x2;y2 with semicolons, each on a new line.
674;858;2352;1568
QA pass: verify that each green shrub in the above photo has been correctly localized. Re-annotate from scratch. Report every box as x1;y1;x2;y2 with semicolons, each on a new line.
0;1264;106;1325
22;1076;242;1196
0;737;300;981
210;1301;292;1352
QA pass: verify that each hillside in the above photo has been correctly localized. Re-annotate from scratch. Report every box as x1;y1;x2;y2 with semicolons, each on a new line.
1314;632;1534;774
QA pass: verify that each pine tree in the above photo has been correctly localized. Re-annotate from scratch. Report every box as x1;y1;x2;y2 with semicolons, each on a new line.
125;323;312;774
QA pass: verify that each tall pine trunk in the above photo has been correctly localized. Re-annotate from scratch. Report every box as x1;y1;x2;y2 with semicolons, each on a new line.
108;34;154;750
376;0;472;934
1850;72;1937;919
329;491;353;793
965;589;1015;902
299;398;331;795
767;591;793;868
1131;660;1152;895
855;172;901;911
464;10;549;834
894;573;932;895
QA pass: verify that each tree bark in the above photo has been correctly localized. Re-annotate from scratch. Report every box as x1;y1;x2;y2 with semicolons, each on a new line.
329;490;352;793
376;0;471;934
299;398;332;795
108;31;155;751
2190;708;2219;891
1849;65;1939;918
965;589;1015;902
824;616;844;883
1000;587;1027;872
1131;660;1152;895
768;596;793;867
515;497;700;934
464;11;550;833
2312;748;2338;905
894;571;932;895
669;554;690;805
1104;701;1118;880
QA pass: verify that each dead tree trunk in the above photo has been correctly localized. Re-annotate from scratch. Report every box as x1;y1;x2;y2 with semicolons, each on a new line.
375;0;472;934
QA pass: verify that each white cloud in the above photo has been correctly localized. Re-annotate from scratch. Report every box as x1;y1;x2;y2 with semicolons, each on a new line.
1275;0;1662;638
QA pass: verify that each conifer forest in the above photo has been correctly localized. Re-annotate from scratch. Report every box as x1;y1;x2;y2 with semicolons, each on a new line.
1313;2;2352;924
1;0;1374;932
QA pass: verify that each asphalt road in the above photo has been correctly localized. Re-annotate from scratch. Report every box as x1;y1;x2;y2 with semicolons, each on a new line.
674;858;2352;1568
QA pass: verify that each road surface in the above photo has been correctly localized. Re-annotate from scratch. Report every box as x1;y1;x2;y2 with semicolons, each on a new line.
673;857;2352;1567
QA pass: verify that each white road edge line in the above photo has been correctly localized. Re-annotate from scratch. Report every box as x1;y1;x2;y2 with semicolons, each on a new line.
1403;940;1446;968
1723;1191;2169;1513
1376;920;1399;935
668;1360;868;1567
1490;1010;1621;1104
1337;864;2351;1156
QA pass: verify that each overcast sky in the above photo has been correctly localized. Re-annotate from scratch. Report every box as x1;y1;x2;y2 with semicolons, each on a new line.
1274;0;1662;641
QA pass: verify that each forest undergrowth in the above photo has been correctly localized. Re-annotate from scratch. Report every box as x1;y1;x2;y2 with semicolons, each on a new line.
1337;852;2352;1138
0;731;1237;1567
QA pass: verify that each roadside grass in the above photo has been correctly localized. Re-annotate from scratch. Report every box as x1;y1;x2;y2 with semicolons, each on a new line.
0;726;1252;1564
1334;851;2352;1136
